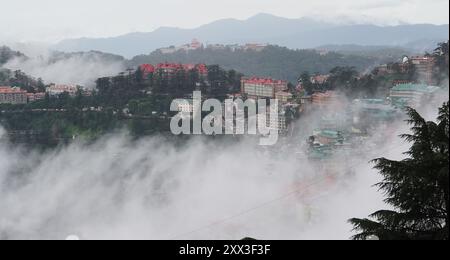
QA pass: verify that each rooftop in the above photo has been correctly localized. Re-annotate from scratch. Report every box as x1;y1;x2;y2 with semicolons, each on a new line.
153;63;208;74
0;86;27;94
391;83;440;93
242;77;287;85
140;64;155;74
275;91;293;96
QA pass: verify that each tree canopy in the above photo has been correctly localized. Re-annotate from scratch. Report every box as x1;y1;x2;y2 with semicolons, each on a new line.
350;102;449;240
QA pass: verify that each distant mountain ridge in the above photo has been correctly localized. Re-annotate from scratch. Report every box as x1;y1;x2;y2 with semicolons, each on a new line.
54;13;449;58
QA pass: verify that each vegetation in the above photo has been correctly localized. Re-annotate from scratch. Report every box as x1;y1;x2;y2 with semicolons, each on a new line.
1;63;241;146
1;42;449;148
129;45;383;83
0;69;46;92
0;46;26;65
302;42;449;99
350;102;449;240
433;41;449;85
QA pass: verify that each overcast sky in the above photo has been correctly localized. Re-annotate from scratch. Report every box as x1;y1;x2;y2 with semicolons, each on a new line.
1;0;449;43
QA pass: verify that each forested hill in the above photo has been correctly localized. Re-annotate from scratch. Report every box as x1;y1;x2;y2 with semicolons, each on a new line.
129;45;402;83
0;46;27;65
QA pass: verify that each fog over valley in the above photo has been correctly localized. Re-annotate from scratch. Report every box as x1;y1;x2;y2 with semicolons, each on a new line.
0;2;449;241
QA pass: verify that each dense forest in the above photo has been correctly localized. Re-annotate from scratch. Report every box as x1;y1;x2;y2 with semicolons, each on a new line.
129;45;395;83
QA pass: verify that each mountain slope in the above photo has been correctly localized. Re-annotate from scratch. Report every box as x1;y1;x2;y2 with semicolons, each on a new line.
129;45;402;83
1;47;126;87
54;13;449;58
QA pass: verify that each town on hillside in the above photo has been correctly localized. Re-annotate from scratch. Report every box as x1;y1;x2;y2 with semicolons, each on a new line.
0;0;449;242
1;42;448;147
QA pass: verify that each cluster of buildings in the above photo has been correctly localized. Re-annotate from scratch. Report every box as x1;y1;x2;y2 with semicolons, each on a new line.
158;39;203;54
0;86;28;104
157;39;268;54
170;76;295;134
375;55;436;85
0;86;48;105
139;63;208;79
304;81;443;160
239;77;296;133
1;84;92;105
207;43;267;52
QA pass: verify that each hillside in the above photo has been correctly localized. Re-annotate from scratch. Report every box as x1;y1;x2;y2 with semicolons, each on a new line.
1;48;126;87
316;45;416;58
129;45;405;83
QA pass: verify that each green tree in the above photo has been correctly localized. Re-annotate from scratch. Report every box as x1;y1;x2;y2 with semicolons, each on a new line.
135;66;144;83
433;41;449;85
299;72;313;95
350;102;449;240
327;66;359;97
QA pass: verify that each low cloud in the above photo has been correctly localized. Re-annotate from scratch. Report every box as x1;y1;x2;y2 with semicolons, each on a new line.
1;88;447;240
0;120;411;240
2;51;125;87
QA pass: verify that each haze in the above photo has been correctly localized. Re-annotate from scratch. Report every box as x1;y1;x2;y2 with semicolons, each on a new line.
0;0;449;43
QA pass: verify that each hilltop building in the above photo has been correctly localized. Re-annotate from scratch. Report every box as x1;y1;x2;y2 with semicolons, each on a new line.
0;86;28;104
375;55;436;85
205;43;267;52
243;43;267;52
158;39;204;54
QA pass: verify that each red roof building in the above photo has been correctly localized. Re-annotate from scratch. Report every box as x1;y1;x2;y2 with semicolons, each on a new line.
195;64;208;76
139;64;155;76
0;86;28;104
241;77;288;99
141;63;208;79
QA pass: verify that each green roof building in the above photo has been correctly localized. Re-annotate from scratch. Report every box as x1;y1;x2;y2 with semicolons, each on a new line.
390;83;440;108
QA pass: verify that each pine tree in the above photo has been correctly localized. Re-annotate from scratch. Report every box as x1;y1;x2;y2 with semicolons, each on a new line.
349;102;449;240
433;41;449;85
